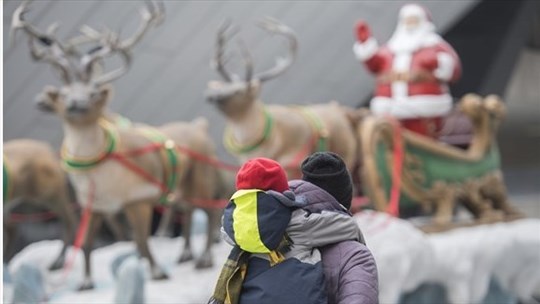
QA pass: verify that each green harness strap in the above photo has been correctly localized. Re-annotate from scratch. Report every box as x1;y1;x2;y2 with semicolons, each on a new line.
61;122;179;205
113;115;133;129
224;109;273;155
136;127;179;204
61;125;118;171
3;158;11;202
291;106;329;152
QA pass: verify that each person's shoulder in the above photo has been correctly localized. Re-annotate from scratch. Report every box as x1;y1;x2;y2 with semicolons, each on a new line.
323;240;372;258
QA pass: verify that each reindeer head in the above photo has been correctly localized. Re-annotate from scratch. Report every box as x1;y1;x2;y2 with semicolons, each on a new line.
206;18;297;119
12;0;164;126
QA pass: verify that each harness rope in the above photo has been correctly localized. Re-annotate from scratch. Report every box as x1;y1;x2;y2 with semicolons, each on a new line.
61;120;179;205
63;178;95;272
387;117;403;217
8;109;374;223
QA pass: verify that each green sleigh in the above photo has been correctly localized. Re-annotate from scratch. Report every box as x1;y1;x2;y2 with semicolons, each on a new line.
359;94;523;231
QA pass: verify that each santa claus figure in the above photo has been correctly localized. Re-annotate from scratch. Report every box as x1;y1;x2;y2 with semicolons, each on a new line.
353;3;461;138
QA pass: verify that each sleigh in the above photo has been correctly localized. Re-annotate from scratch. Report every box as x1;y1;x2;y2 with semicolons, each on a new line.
359;94;523;232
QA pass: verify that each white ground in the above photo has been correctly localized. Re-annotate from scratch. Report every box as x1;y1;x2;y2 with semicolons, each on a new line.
4;211;540;304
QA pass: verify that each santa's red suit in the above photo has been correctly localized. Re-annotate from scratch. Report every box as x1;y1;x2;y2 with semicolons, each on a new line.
353;4;461;137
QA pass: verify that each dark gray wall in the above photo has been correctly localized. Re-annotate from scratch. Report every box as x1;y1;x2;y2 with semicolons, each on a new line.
3;0;477;160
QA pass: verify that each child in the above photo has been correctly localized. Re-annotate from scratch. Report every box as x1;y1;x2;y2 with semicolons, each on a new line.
209;157;363;304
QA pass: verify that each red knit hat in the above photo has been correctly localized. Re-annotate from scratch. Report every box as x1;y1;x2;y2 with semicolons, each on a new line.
236;158;289;192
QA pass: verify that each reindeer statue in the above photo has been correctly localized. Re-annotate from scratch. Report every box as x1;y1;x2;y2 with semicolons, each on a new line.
3;139;77;271
12;1;223;290
206;19;359;178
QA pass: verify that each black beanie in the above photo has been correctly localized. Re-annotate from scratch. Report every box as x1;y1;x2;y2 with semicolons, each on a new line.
301;152;353;210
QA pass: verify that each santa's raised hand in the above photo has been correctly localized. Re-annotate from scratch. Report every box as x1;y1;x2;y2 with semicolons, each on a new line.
355;20;371;43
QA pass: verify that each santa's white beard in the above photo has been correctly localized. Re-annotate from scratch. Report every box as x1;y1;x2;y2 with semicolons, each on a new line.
387;25;441;54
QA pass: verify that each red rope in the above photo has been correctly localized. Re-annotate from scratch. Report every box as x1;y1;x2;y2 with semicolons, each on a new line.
113;142;163;158
386;118;403;217
8;204;80;223
175;145;239;171
62;178;95;277
108;153;169;193
283;133;318;179
10;137;324;224
9;211;59;222
363;212;394;236
191;198;229;209
350;196;370;214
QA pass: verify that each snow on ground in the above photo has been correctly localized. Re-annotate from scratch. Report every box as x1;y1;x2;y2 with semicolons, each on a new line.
6;235;231;304
4;212;540;304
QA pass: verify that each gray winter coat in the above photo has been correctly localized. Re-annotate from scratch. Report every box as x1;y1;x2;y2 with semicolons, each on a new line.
289;180;379;304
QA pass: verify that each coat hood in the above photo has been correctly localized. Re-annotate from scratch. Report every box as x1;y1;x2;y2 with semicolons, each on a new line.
288;180;351;215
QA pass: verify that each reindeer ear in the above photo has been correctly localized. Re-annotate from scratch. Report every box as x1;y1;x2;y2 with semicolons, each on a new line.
35;86;59;113
97;84;114;107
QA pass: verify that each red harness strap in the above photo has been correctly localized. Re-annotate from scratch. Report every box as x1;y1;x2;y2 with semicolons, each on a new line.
363;212;395;236
63;178;95;276
386;118;403;217
175;145;239;172
109;144;237;209
108;152;169;193
9;211;60;222
113;142;164;158
283;132;320;179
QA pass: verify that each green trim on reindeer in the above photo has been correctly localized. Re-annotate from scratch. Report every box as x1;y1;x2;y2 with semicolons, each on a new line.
137;127;179;205
292;106;328;152
3;159;11;202
61;124;118;171
114;115;133;129
224;109;273;154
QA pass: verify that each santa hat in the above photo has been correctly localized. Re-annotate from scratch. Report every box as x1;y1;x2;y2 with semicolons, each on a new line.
236;158;289;192
399;3;433;23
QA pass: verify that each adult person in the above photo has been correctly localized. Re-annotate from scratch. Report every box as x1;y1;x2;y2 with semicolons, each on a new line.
353;3;462;138
290;151;379;304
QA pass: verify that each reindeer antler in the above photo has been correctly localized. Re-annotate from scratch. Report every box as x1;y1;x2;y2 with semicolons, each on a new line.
11;0;74;83
211;20;239;82
14;0;164;86
82;0;165;85
254;17;297;83
120;0;165;49
237;39;253;83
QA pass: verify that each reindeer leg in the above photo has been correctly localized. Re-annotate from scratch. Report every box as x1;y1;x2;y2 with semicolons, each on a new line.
155;206;174;237
212;208;223;244
104;214;128;242
3;199;23;263
79;212;104;291
3;223;17;264
177;207;194;264
48;193;78;271
195;208;217;269
124;201;168;280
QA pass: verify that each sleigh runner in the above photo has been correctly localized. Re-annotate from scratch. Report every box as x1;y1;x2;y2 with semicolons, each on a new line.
360;94;523;231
